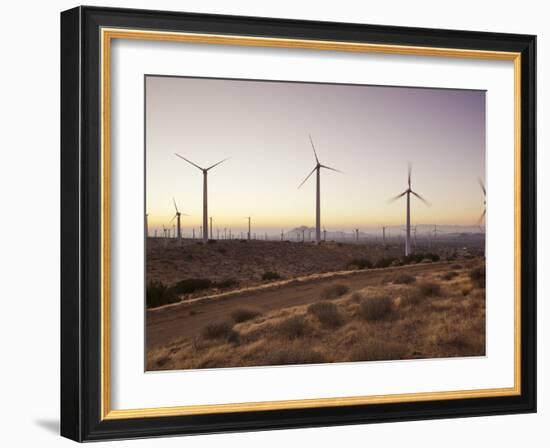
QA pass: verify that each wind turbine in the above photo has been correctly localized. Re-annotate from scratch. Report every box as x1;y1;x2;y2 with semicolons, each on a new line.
298;135;342;244
478;177;487;256
478;177;487;230
431;224;443;248
170;198;188;239
388;163;431;256
175;153;228;242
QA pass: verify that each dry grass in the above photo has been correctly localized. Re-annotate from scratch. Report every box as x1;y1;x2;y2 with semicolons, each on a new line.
147;258;486;370
393;274;416;285
276;315;309;339
320;284;350;300
441;271;459;281
469;266;486;289
262;341;327;366
201;321;238;342
349;340;408;362
308;302;345;328
358;296;393;321
231;308;261;323
417;281;441;297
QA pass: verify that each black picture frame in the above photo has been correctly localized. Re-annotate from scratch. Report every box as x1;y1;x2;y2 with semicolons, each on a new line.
61;5;536;442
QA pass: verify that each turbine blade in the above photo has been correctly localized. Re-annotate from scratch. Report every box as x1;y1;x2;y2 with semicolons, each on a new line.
411;190;431;207
170;214;177;223
175;153;204;170
206;158;229;171
408;161;412;188
320;164;343;174
173;197;179;213
478;177;486;196
387;191;407;204
309;134;319;164
298;166;317;189
477;208;486;224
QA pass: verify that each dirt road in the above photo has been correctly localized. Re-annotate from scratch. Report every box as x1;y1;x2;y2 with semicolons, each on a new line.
146;262;453;350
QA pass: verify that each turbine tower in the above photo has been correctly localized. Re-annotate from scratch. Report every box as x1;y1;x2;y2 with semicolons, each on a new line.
388;163;431;256
245;217;251;241
175;153;228;243
209;217;213;240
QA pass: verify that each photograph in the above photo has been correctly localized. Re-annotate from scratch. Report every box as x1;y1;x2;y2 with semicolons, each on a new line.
145;75;487;371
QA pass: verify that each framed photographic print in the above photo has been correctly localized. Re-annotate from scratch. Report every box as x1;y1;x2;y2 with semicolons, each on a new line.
60;6;536;442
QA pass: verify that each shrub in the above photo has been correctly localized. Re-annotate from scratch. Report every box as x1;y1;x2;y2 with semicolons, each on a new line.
171;278;212;294
441;271;458;281
213;278;239;289
402;252;440;264
262;271;281;281
349;340;407;362
201;321;237;341
347;258;373;270
451;264;463;269
277;316;308;339
320;284;350;300
469;266;486;288
265;342;326;365
393;274;416;284
308;302;344;328
358;296;393;321
206;239;217;244
417;281;441;297
231;308;261;323
146;280;178;308
217;247;227;254
401;290;422;307
375;257;397;268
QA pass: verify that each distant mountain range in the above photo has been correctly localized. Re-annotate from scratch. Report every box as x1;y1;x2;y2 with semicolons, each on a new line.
285;225;483;239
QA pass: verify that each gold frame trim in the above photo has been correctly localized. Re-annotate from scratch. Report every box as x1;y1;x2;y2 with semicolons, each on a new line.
100;28;522;420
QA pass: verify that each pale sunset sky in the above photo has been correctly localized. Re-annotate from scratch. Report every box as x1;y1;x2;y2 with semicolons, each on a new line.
145;75;485;235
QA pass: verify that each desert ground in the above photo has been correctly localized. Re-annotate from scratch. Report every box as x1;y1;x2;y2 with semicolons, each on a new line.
146;238;485;371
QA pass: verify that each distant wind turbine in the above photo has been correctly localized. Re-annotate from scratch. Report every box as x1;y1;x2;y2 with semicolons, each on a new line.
245;217;251;241
175;153;228;242
478;177;487;256
170;198;189;239
388;162;431;256
298;135;342;244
